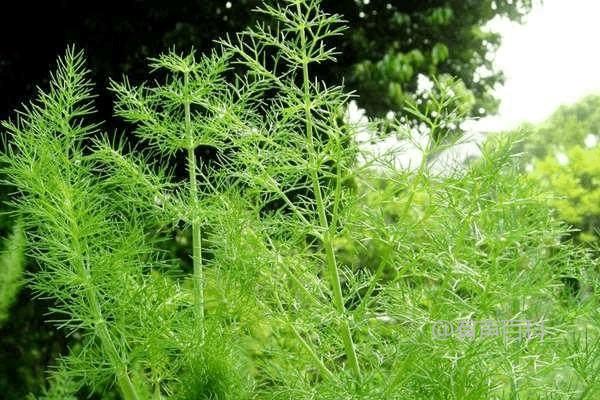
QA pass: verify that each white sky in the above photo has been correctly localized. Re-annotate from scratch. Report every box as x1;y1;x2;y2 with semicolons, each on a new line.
473;0;600;132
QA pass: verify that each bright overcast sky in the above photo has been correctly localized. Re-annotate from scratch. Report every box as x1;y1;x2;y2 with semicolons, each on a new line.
473;0;600;132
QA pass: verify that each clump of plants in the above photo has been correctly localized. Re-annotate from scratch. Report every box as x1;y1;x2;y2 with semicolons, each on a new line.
0;223;25;327
1;1;599;399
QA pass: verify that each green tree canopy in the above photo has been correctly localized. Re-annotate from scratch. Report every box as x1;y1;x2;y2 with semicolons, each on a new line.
519;94;600;159
513;94;600;244
0;0;534;122
329;0;534;115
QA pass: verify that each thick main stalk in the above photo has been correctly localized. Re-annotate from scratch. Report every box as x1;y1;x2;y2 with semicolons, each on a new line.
184;72;205;341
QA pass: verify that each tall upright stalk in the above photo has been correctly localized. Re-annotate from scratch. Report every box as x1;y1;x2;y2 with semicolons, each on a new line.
299;25;361;379
64;164;141;400
183;71;205;342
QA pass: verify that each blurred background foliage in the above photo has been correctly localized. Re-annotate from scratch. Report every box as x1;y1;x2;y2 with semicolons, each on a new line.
530;145;600;244
498;95;600;245
517;95;600;159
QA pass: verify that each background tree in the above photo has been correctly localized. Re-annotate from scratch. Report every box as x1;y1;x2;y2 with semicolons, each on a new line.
530;145;600;244
0;0;534;124
508;95;600;245
515;94;600;159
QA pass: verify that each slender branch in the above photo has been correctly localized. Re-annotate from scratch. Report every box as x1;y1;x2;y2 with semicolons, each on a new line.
274;292;336;383
299;20;361;379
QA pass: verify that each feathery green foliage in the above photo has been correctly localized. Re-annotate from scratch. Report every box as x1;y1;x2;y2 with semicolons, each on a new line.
219;0;364;381
1;45;251;399
1;1;599;399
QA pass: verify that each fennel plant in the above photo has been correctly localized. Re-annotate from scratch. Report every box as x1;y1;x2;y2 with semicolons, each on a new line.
1;1;599;399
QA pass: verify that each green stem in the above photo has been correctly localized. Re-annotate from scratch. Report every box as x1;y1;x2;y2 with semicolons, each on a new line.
116;372;141;400
289;315;337;382
184;71;205;341
299;27;361;379
153;381;163;400
64;186;140;400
